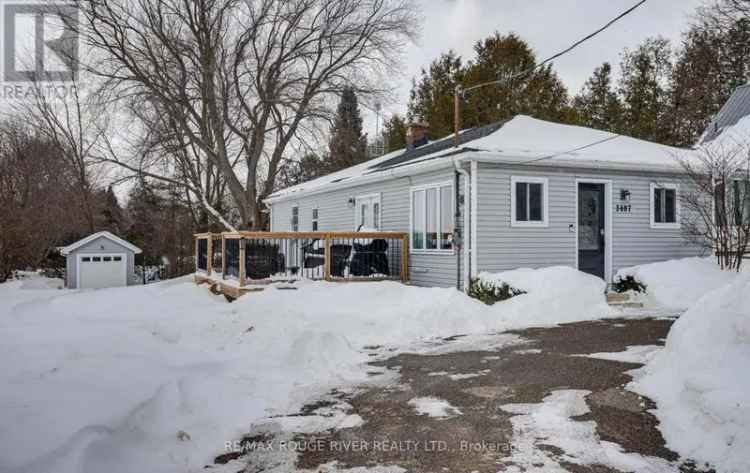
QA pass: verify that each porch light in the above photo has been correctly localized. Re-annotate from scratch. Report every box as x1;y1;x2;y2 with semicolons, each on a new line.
620;189;631;202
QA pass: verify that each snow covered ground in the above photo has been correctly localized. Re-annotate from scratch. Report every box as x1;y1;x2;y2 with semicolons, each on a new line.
630;272;750;473
610;256;750;473
0;266;615;473
615;257;743;310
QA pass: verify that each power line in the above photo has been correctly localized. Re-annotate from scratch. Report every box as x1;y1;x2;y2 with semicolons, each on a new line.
518;134;622;165
463;0;649;93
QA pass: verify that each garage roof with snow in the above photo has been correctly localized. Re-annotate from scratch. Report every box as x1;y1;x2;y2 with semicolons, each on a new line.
60;231;142;255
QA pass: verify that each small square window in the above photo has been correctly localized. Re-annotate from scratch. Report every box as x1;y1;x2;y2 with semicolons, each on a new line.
113;256;122;262
103;256;112;262
92;256;101;262
511;177;548;227
82;257;91;262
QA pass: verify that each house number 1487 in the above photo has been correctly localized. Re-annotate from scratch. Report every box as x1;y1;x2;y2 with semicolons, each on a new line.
616;204;632;213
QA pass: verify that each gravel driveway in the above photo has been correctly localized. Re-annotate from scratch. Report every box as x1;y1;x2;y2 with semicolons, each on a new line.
219;317;715;473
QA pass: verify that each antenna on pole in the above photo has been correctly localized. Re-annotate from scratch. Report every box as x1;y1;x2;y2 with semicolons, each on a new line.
453;85;461;148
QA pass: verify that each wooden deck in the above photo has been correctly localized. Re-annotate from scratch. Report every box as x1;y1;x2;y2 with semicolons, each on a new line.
194;231;410;299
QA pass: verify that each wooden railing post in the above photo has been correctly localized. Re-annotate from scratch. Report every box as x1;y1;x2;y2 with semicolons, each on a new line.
239;238;246;287
324;234;332;281
194;236;199;273
401;234;409;282
221;234;226;277
206;235;213;276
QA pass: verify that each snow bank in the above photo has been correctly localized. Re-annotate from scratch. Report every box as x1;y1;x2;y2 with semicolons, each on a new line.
615;257;740;310
631;273;750;473
0;267;613;473
478;266;612;327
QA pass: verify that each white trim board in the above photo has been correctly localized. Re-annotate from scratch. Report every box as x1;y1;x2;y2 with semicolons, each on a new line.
574;178;613;283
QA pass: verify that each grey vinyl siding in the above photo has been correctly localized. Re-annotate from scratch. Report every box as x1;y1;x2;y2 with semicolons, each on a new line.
474;163;704;280
65;236;137;289
270;168;462;288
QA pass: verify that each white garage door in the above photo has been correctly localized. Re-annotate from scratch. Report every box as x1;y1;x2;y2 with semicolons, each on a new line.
78;254;127;289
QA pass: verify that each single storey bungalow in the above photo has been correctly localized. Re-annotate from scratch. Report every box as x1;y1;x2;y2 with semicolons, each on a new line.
265;114;708;290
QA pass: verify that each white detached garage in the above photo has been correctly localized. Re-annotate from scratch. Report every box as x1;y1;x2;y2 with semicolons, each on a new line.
61;231;142;289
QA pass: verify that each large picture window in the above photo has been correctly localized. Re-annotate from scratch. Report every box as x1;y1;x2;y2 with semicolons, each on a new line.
511;176;549;227
650;183;679;229
411;182;453;251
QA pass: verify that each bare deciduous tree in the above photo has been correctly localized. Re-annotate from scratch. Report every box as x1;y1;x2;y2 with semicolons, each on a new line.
71;0;418;229
679;139;750;271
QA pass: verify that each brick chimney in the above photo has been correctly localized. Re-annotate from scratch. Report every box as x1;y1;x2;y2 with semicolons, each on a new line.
406;121;429;149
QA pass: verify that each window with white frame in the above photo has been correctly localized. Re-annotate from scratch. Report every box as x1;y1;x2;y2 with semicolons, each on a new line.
511;176;549;227
650;183;679;228
733;179;750;225
715;179;750;226
411;182;453;251
312;208;319;231
291;205;299;231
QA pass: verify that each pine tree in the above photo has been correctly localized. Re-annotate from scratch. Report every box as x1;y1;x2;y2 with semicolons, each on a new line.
279;153;326;187
573;62;623;132
99;186;125;234
462;33;572;127
618;37;674;144
406;33;573;139
382;114;407;152
326;87;367;173
407;51;463;138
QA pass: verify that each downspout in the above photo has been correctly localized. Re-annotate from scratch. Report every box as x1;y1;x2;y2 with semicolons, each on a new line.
454;159;472;291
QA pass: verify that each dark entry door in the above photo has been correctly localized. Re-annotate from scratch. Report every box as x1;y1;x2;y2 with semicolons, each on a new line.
578;183;605;279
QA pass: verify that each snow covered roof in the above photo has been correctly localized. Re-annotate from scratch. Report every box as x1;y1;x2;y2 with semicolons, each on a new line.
60;231;142;255
266;115;690;203
700;84;750;145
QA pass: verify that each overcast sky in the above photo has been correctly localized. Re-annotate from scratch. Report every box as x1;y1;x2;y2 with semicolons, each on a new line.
363;0;706;136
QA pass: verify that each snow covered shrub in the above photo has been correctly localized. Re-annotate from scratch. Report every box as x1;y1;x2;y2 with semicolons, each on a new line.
611;275;646;293
468;277;525;305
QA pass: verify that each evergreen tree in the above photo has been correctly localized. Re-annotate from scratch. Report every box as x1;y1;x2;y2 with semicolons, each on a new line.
98;186;125;234
326;87;367;172
382;114;407;152
618;37;674;144
279;153;326;187
463;33;573;127
573;62;623;132
126;180;162;265
407;51;464;138
407;33;573;139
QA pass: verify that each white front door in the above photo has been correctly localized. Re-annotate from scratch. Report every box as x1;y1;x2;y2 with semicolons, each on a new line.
78;254;127;289
355;194;381;230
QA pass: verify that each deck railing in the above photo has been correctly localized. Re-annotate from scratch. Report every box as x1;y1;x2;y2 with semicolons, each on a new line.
194;231;409;286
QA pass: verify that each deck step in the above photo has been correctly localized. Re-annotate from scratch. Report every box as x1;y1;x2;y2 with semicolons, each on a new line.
606;292;644;308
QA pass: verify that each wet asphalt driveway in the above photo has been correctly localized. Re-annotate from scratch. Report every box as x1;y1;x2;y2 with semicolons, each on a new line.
222;317;715;473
